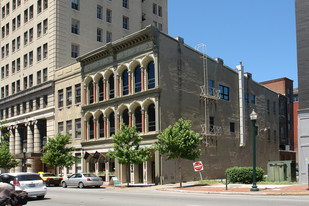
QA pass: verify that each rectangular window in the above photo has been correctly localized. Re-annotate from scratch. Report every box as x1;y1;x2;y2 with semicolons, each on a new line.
23;76;27;89
37;22;42;37
22;102;27;113
1;27;4;39
72;0;79;10
29;51;33;66
245;93;249;103
1;47;4;58
5;85;9;97
16;104;20;115
75;118;81;139
37;0;42;13
219;85;229;101
12;39;15;52
280;127;284;140
158;6;162;17
106;9;112;23
23;54;28;68
36;97;40;109
75;84;81;104
230;122;235;133
29;99;33;112
208;80;214;96
11;106;14;117
43;0;48;9
43;95;48;108
71;44;79;58
16;58;20;71
37;70;41;84
5;43;9;56
66;87;72;106
66;120;72;138
153;3;157;14
17;0;21;7
5;23;9;35
58;89;63;108
1;7;4;19
122;16;129;29
29;28;33;42
12;82;15;94
5;64;9;77
97;28;102;42
29;74;33;87
37;46;41;61
43;19;48;34
1;67;4;79
106;31;112;43
0;110;3;120
58;122;64;134
29;5;33;19
12;60;15;74
24;9;28;23
43;43;48;58
97;5;102;19
17;36;20;49
5;108;9;118
1;87;4;98
6;3;9;15
17;15;20;28
158;23;162;31
16;80;20;92
71;19;79;34
12;18;16;31
123;0;128;8
251;95;256;104
280;102;284;115
13;0;16;10
43;68;47;82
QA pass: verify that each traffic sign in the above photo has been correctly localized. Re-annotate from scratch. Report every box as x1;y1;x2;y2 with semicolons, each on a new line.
193;161;204;172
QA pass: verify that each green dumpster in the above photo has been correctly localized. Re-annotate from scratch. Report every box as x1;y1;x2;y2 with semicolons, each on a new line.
267;160;296;182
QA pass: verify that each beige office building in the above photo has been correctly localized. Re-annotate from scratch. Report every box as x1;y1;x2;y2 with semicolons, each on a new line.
0;0;167;173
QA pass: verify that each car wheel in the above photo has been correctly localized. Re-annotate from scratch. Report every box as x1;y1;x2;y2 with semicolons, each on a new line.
37;195;45;200
62;182;67;188
78;182;84;188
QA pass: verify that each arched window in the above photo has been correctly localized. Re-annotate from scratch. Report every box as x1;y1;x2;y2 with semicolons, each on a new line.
122;70;129;95
89;116;94;139
148;104;155;131
98;78;104;101
147;61;155;89
134;106;142;132
134;65;141;93
99;114;104;138
108;74;114;99
88;81;94;104
122;109;129;126
109;112;115;136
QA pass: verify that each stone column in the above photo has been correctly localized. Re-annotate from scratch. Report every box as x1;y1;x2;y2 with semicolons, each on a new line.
128;72;132;94
14;126;22;173
9;127;15;155
84;85;87;105
33;121;41;153
104;117;107;138
116;75;119;97
117;114;120;133
141;66;145;91
84;120;87;141
142;109;145;133
26;122;34;172
129;112;132;127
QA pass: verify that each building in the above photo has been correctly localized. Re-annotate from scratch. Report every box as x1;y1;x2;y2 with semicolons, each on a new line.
295;0;309;184
293;88;299;163
260;78;295;161
54;26;279;184
0;0;168;173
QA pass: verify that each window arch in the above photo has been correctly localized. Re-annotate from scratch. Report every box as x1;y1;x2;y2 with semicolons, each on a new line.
134;106;142;132
108;74;114;99
122;70;129;95
109;112;115;136
134;65;141;93
122;109;129;126
98;77;104;101
89;116;94;139
148;104;155;131
99;114;104;138
147;61;155;89
88;80;94;104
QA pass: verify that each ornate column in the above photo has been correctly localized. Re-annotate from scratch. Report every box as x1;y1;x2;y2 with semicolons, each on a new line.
129;112;132;127
141;66;145;91
117;114;120;133
142;109;145;133
14;125;22;173
84;85;87;105
116;75;120;97
104;117;107;138
84;120;87;141
33;121;41;153
9;127;15;155
128;72;132;94
26;122;34;172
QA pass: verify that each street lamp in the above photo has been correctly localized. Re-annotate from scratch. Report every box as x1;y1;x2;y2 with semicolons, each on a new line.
250;109;259;191
22;140;27;172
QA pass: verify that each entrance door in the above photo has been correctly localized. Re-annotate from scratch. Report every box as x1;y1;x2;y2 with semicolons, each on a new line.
151;161;155;184
138;164;143;183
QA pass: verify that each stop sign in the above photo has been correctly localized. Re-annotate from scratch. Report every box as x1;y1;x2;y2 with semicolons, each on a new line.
193;161;204;172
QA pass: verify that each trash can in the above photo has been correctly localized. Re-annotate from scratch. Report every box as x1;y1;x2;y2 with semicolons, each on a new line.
267;160;296;182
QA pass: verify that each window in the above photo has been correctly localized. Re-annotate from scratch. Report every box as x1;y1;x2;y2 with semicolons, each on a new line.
5;64;9;77
158;6;162;17
75;118;81;139
23;77;27;89
106;9;112;23
23;54;28;68
37;46;41;61
11;106;14;117
1;87;3;98
29;99;33;112
158;23;162;31
43;0;48;9
29;51;33;66
12;60;15;74
66;120;72;138
43;43;48;58
72;0;79;10
98;78;104;101
97;6;102;19
29;28;33;42
5;85;9;97
134;107;142;132
88;81;94;104
43;19;48;34
2;7;5;19
37;22;41;37
273;101;276;114
71;44;79;58
97;28;102;42
17;36;20;49
5;43;9;56
230;122;235;133
12;82;15;94
16;104;20;115
109;112;115;136
280;127;284;140
219;85;229;101
66;87;72;106
122;16;129;29
17;58;20;71
17;15;20;28
13;0;16;10
89;116;94;139
36;97;40;109
43;95;48;107
37;70;41;84
122;70;129;95
29;74;33;87
58;122;64;134
108;74;114;99
106;31;112;43
16;80;20;92
1;67;4;79
251;95;256;104
1;47;4;58
75;83;81;104
12;39;15;52
12;18;16;31
58;89;63;108
22;102;26;113
123;0;128;8
24;9;28;23
134;65;141;92
6;3;9;15
147;61;155;89
148;104;155;131
5;24;8;37
153;3;157;14
71;19;79;34
17;0;21;7
29;5;33;19
99;114;104;137
1;27;4;39
37;0;42;13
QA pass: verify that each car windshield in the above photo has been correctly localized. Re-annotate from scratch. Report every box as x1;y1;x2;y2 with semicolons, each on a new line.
83;174;97;177
42;174;56;177
17;175;42;181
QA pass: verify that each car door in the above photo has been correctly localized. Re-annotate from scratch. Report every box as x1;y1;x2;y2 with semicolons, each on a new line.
66;174;76;186
73;173;83;186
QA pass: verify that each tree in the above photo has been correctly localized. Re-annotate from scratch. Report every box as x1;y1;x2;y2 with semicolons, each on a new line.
41;134;79;174
107;124;151;186
154;118;202;188
0;121;20;171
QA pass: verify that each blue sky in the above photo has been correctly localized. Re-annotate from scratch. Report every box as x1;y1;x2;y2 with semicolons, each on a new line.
168;0;297;86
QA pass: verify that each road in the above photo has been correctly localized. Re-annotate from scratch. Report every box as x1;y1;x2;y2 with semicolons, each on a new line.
27;186;309;206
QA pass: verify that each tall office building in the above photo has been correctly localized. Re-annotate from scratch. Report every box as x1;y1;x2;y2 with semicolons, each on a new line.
295;0;309;184
0;0;167;173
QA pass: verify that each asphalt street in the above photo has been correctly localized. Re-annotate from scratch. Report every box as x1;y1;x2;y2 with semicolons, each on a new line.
27;186;309;206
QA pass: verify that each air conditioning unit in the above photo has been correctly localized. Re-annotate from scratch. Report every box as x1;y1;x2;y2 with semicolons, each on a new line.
285;145;290;151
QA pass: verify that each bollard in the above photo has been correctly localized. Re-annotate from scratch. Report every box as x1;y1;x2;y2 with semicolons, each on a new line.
307;164;309;190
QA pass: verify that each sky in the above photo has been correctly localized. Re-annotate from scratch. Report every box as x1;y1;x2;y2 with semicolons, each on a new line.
168;0;297;86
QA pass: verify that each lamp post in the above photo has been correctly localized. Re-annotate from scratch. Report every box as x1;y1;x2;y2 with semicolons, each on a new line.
22;140;27;172
250;110;259;191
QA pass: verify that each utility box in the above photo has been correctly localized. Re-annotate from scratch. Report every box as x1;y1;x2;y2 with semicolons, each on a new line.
267;160;296;182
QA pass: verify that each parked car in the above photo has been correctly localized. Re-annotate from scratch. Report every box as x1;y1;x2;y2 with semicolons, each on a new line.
38;172;62;186
6;172;47;199
61;173;103;188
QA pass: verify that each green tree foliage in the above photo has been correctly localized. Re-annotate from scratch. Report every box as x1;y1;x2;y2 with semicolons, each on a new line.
0;121;20;171
107;124;151;186
154;118;202;187
41;134;79;173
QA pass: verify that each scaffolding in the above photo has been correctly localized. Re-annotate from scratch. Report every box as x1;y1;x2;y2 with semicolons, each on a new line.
195;44;221;147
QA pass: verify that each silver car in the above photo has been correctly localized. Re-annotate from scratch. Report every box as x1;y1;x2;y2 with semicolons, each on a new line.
6;172;47;199
61;173;103;188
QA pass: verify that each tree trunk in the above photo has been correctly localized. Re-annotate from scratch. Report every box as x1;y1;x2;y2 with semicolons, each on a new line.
126;164;130;187
179;158;182;188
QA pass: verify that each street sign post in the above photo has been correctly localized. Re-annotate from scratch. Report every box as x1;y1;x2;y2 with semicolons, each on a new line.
193;161;204;180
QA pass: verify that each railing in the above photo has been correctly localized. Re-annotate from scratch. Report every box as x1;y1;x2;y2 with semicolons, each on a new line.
201;124;222;136
200;85;220;100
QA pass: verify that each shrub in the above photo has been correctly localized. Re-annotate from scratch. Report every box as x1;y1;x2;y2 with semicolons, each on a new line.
225;167;264;184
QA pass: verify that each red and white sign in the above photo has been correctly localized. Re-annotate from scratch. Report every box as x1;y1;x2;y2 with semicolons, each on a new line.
193;161;204;172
